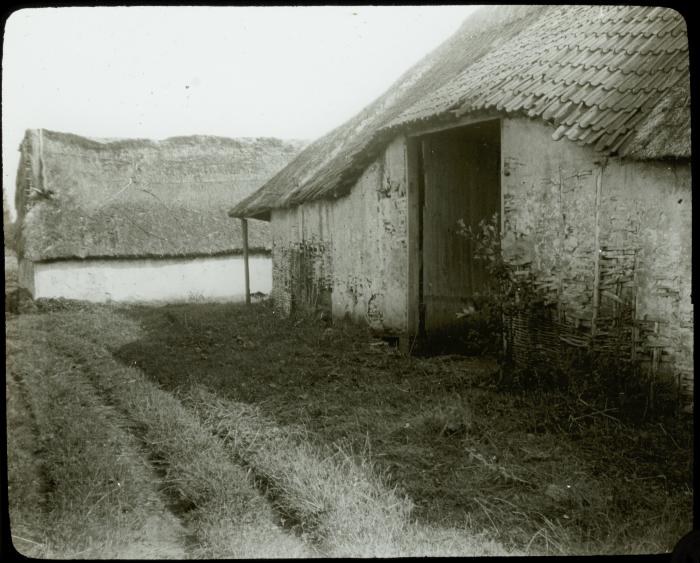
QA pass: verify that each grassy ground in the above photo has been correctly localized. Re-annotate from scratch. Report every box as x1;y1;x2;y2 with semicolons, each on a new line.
15;303;512;557
7;309;313;558
5;281;693;555
7;319;187;558
185;387;508;556
113;300;693;555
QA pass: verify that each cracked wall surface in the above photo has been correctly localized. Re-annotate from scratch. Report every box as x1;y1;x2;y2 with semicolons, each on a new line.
502;117;692;395
270;137;408;332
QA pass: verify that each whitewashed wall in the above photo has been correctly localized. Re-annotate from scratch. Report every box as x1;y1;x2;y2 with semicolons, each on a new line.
502;117;692;393
270;137;408;332
31;254;271;303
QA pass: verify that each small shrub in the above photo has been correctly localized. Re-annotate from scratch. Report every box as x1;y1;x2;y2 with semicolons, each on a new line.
457;215;688;418
456;213;551;358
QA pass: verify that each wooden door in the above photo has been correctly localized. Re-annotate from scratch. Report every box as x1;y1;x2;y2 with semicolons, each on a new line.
420;122;500;333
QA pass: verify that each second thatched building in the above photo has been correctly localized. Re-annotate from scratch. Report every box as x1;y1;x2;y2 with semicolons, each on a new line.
15;129;305;303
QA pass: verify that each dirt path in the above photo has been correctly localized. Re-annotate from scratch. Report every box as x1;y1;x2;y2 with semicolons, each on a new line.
47;334;198;558
97;438;194;560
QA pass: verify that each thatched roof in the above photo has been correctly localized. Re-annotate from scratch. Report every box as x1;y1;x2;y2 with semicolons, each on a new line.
620;82;691;160
16;129;305;261
231;5;689;220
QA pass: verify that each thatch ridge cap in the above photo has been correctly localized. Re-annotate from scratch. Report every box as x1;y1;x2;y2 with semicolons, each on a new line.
27;128;308;151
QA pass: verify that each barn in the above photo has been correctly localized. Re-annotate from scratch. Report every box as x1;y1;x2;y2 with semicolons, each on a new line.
15;129;305;303
230;6;692;396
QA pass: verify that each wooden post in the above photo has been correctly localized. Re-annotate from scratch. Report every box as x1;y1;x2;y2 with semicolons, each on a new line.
406;137;421;345
417;139;427;338
241;218;250;305
590;159;606;350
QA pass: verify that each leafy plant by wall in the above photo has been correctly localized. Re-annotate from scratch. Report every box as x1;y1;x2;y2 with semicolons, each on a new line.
456;212;550;357
284;241;333;315
456;213;687;418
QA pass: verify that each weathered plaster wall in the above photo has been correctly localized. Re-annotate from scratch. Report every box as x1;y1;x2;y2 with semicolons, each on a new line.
502;119;598;331
31;254;271;303
502;117;692;393
602;156;693;391
271;137;408;332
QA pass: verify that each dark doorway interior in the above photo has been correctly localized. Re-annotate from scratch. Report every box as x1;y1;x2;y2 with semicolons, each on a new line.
414;119;501;353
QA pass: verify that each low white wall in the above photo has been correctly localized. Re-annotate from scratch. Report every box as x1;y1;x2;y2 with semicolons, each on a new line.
32;254;271;303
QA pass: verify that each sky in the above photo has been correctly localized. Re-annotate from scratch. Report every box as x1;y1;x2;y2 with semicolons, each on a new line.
2;5;480;219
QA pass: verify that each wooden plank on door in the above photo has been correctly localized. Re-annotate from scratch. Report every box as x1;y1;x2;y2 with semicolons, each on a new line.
421;122;501;333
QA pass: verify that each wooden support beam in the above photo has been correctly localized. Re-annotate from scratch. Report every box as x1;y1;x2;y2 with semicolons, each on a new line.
406;137;421;341
241;218;250;305
590;159;606;349
417;139;427;338
406;113;501;138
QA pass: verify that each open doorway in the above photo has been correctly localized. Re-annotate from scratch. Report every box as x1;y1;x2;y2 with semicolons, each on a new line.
408;119;501;352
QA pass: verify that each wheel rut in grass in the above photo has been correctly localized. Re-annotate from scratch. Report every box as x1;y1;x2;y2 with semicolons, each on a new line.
5;350;54;556
6;356;53;498
46;323;315;558
41;334;197;559
187;413;330;554
215;446;318;546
